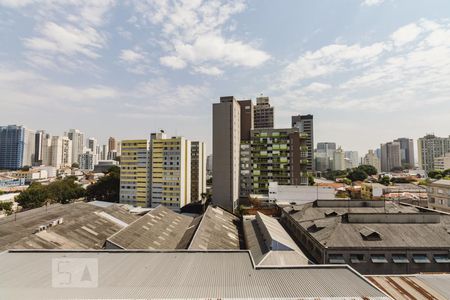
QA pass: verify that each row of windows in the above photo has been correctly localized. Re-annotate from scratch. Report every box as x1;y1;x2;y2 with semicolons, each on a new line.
329;253;450;264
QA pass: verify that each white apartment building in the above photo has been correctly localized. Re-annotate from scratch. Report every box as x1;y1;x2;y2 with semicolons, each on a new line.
51;136;72;169
66;129;85;164
333;147;346;171
191;141;206;202
79;150;98;171
363;150;381;173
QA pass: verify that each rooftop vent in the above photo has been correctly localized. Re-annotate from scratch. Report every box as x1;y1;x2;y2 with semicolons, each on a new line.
359;226;381;241
34;218;64;233
324;210;338;217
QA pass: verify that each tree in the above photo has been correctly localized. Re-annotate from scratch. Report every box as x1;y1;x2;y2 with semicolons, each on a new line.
357;165;378;176
16;182;49;209
71;162;80;169
20;165;31;171
47;177;85;204
428;170;443;179
86;167;120;202
0;202;13;215
442;169;450;177
378;176;391;186
347;169;368;182
308;175;315;186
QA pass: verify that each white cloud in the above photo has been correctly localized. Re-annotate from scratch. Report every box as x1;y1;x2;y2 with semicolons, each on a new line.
391;23;423;47
120;49;145;63
193;65;223;76
361;0;385;7
130;0;270;75
24;22;106;59
274;19;450;113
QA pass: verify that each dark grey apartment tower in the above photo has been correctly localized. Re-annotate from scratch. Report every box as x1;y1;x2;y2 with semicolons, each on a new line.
238;100;253;142
212;96;241;212
380;142;402;172
394;138;415;169
254;96;274;129
292;114;314;172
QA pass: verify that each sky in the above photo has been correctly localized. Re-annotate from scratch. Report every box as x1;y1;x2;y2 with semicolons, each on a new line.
1;0;450;156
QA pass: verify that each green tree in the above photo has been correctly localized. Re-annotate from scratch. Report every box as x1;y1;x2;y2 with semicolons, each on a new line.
442;169;450;177
428;170;443;179
308;175;315;186
47;177;85;204
357;165;378;176
86;167;120;202
342;178;352;185
378;176;391;186
16;182;49;209
71;162;80;169
0;202;13;215
347;169;368;182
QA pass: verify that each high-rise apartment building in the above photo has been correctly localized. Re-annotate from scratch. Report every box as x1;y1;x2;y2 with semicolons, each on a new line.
120;140;150;207
66;129;85;164
292;114;314;172
108;137;116;151
344;151;359;168
251;128;308;194
238;99;254;198
394;138;415;168
333;147;346;171
380;142;402;172
434;153;450;171
150;134;191;210
190;141;206;202
253;96;274;129
315;142;336;172
87;137;97;153
212;96;241;212
79;150;97;171
206;154;213;176
238;100;254;141
418;134;450;172
51;136;72;169
0;125;35;170
101;144;108;160
108;137;120;159
363;150;381;173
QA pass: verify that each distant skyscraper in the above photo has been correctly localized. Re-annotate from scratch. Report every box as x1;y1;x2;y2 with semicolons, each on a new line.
206;154;213;175
394;138;415;168
79;150;97;171
317;142;336;153
374;148;381;159
34;130;51;166
238;100;253;141
101;144;108;160
87;137;98;153
212;96;241;212
66;129;85;164
380;142;402;172
191;141;206;202
51;136;72;169
363;150;381;173
315;142;336;172
418;134;450;172
292;114;314;172
253;96;274;129
108;137;116;151
0;125;35;170
344;151;359;168
120;139;150;207
333;147;346;171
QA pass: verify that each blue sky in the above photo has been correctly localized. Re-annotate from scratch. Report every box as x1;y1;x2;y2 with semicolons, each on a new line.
1;0;450;156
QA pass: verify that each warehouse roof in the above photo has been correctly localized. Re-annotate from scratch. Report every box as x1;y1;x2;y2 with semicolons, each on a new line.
282;201;450;248
106;205;198;249
188;206;241;250
0;202;137;251
367;274;450;300
0;250;390;299
244;213;310;266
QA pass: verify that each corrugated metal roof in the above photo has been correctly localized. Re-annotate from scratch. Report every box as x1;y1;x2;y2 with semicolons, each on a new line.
106;205;196;249
0;202;138;251
189;206;241;250
0;250;391;299
367;274;450;300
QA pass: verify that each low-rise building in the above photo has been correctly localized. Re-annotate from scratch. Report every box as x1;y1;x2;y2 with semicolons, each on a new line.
268;182;337;205
281;200;450;275
0;174;26;188
434;153;450;171
361;183;386;200
427;179;450;212
93;160;119;173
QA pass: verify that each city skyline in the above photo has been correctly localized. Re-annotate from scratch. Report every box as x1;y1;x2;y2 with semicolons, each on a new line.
1;0;450;155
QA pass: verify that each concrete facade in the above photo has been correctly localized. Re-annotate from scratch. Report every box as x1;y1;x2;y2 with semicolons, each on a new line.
253;96;274;129
292;114;314;172
212;96;241;212
418;134;450;172
427;179;450;212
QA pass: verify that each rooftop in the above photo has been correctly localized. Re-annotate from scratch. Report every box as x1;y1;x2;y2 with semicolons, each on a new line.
0;250;390;300
282;201;450;249
189;206;241;250
106;205;198;250
430;179;450;187
244;213;310;266
367;274;450;300
0;202;138;251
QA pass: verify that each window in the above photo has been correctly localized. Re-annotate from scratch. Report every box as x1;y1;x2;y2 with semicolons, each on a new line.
370;254;388;264
392;254;409;264
329;254;345;264
412;254;430;264
350;254;365;263
434;254;450;263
